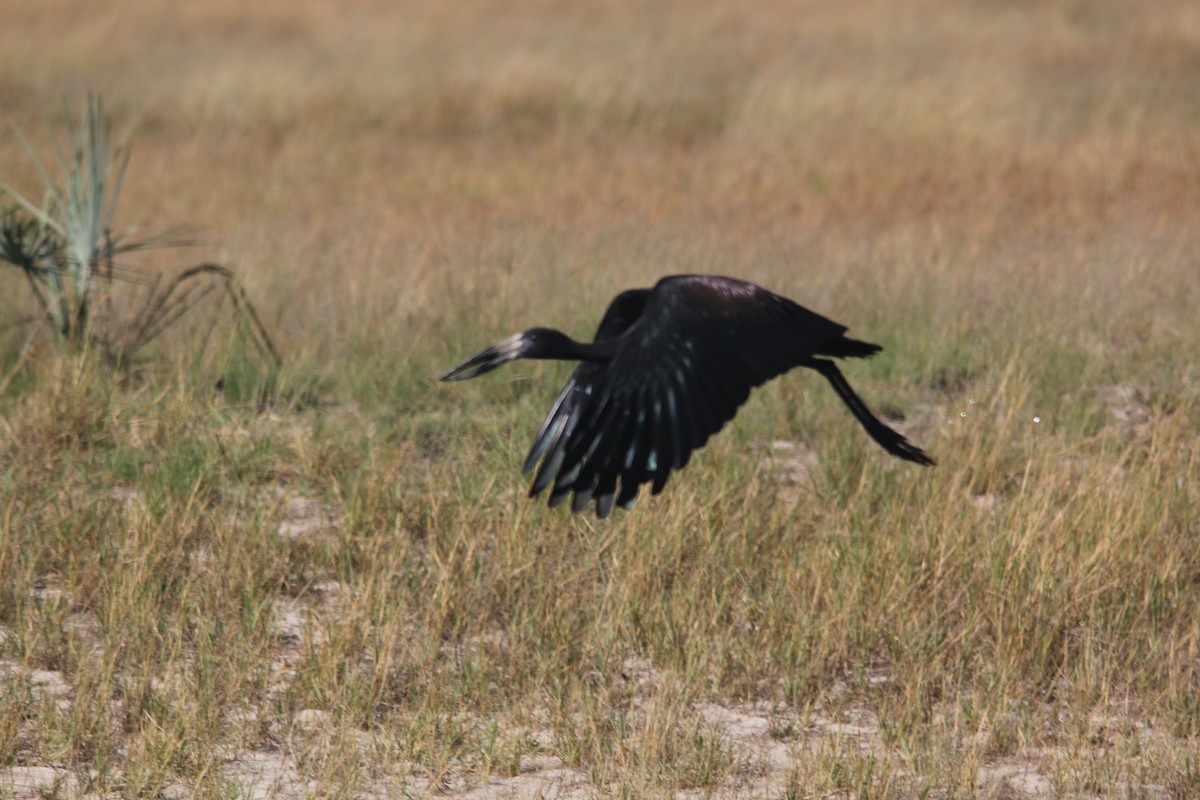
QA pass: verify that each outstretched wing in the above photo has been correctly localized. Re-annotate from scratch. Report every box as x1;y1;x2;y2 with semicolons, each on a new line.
522;275;872;518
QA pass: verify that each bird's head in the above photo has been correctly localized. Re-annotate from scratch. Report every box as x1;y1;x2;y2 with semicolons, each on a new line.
442;328;577;382
517;327;573;358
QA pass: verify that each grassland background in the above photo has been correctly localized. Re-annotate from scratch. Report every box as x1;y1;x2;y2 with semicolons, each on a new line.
1;1;1198;797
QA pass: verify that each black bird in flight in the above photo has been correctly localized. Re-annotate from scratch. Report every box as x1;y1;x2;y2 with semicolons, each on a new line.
442;275;933;518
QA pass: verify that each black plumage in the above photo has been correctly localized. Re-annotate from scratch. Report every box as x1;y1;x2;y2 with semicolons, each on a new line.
441;275;933;518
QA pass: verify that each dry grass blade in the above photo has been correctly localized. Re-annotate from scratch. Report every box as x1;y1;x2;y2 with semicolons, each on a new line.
111;262;281;367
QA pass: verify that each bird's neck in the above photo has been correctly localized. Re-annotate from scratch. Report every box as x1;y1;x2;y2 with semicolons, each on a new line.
525;329;618;363
569;337;619;363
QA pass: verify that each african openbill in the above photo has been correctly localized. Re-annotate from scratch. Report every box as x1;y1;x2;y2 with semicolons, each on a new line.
442;275;933;518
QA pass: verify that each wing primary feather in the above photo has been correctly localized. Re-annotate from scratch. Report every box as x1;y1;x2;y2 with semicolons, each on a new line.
616;474;640;509
564;397;626;514
650;389;673;495
687;354;735;434
664;382;685;469
590;401;638;517
624;400;650;470
648;394;665;479
673;366;708;452
550;460;582;496
528;412;572;495
596;492;615;519
555;391;620;498
628;385;656;473
569;486;593;512
546;434;586;504
613;386;653;511
532;387;593;496
523;378;577;473
558;385;620;498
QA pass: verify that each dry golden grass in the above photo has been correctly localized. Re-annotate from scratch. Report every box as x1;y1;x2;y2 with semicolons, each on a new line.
1;1;1199;797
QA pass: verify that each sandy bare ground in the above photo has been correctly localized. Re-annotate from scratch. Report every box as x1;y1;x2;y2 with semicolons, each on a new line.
1;649;1170;799
1;407;1179;800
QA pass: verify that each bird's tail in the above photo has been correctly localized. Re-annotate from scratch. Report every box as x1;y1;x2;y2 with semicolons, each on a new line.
819;336;882;360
